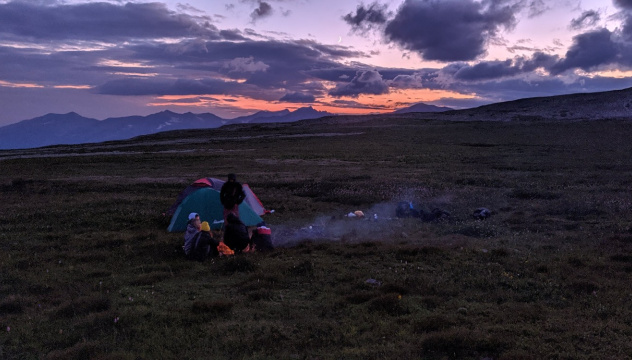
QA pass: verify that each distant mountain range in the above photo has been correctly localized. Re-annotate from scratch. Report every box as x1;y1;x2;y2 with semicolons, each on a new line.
0;102;452;150
3;86;632;150
393;103;452;114
0;106;335;150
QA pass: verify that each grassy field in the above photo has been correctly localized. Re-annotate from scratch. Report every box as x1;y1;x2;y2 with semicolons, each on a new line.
1;116;632;359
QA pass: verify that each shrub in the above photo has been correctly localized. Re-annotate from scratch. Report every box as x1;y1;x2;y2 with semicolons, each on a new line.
366;294;407;316
380;283;409;295
508;188;560;200
191;300;233;315
221;257;257;274
421;328;507;358
45;341;100;360
53;295;111;319
0;296;26;314
343;291;380;305
568;281;599;295
129;271;171;286
289;260;313;276
454;225;497;238
412;315;455;333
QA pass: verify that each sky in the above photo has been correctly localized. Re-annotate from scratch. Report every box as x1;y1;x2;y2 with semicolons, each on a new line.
2;0;632;126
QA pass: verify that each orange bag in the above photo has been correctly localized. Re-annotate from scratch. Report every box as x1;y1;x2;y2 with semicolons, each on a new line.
217;242;234;256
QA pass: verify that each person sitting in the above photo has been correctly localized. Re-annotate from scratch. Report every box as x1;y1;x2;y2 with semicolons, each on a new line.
183;212;201;256
187;221;219;261
251;221;274;252
223;213;251;253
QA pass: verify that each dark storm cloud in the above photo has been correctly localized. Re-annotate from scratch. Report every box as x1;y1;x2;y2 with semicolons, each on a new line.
251;1;273;21
343;2;390;32
331;99;389;110
621;13;632;42
382;0;521;61
328;70;389;97
613;0;632;9
96;77;242;96
128;38;339;77
452;52;558;81
279;92;316;103
219;29;249;41
0;1;218;41
296;40;367;59
549;29;619;74
521;52;560;71
526;0;548;18
570;10;601;30
87;38;364;98
0;44;129;85
305;68;363;82
454;60;521;80
389;70;439;88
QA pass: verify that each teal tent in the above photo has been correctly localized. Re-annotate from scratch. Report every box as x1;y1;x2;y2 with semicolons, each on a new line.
167;187;262;232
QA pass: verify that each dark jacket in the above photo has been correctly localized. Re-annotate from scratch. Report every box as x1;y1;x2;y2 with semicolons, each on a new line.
220;180;246;210
223;213;250;252
188;231;219;261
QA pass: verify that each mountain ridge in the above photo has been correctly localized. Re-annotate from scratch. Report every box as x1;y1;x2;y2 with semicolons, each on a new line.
2;86;632;150
0;106;332;150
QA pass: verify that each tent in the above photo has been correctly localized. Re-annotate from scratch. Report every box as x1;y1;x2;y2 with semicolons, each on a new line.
167;177;267;232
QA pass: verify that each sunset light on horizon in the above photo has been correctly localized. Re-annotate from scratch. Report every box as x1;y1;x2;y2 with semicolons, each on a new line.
1;0;632;125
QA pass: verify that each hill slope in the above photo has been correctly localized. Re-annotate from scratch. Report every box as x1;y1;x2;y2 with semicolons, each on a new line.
436;87;632;121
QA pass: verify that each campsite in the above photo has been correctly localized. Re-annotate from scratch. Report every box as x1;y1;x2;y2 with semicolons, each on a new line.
2;116;632;359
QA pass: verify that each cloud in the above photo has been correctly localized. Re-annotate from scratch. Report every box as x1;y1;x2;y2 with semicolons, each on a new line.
550;29;619;74
96;78;240;96
223;57;270;73
279;92;316;103
251;1;273;22
570;10;601;30
295;40;367;59
328;70;389;98
219;29;249;41
343;2;390;32
614;0;632;10
526;0;548;18
454;60;521;80
621;12;632;42
382;0;522;61
451;52;558;81
122;38;355;90
331;99;389;110
390;73;425;89
0;2;218;41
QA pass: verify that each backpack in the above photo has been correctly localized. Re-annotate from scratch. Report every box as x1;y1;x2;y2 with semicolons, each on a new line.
189;231;217;261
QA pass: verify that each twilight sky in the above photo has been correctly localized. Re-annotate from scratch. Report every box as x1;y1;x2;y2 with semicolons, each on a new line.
1;0;632;126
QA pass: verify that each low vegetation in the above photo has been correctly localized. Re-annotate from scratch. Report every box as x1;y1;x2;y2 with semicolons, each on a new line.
1;117;632;359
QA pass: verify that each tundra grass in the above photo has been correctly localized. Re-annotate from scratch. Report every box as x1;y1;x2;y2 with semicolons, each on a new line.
1;118;632;359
